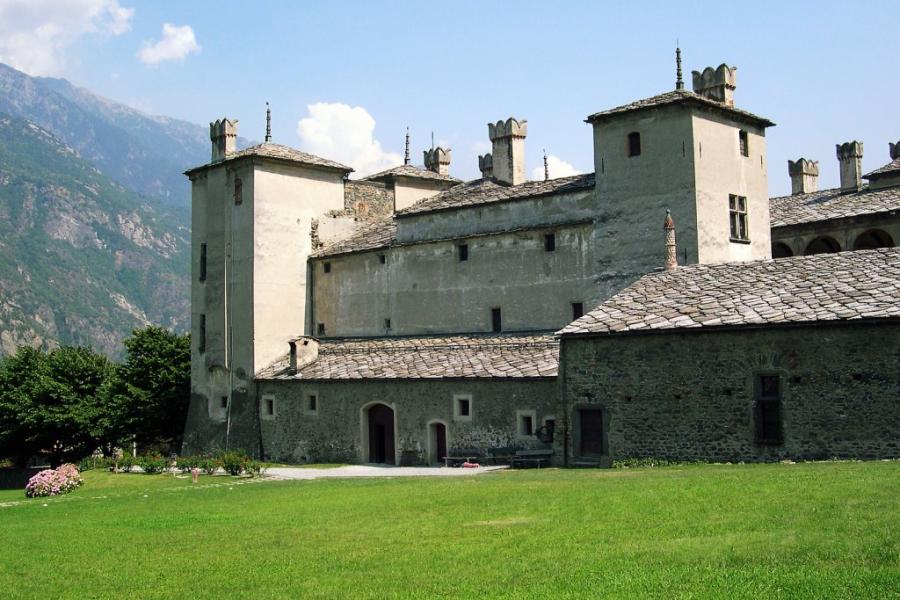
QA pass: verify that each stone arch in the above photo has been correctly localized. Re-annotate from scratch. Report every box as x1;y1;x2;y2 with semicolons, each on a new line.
853;229;894;250
804;236;841;256
360;402;397;465
771;242;793;258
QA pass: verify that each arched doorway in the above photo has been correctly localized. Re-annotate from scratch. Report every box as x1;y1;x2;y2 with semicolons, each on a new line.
772;242;793;258
805;236;841;255
428;421;448;465
365;403;395;464
853;229;894;250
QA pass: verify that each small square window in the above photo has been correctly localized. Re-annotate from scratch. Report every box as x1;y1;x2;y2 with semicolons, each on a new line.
572;302;584;320
739;130;749;157
458;244;469;262
627;132;641;157
317;323;326;336
261;395;276;420
323;262;331;274
379;254;386;264
517;410;536;438
220;396;228;409
453;394;473;421
491;307;502;333
544;233;556;252
384;318;391;330
305;392;319;416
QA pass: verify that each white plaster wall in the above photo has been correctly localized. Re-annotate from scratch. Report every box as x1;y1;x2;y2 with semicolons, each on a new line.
393;179;449;212
313;222;596;336
252;163;345;372
692;113;771;262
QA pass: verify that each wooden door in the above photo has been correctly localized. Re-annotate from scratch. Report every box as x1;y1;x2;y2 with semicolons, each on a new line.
368;404;395;464
579;409;604;457
434;423;447;464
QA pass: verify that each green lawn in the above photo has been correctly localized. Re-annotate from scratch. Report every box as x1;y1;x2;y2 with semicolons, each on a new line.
0;462;898;599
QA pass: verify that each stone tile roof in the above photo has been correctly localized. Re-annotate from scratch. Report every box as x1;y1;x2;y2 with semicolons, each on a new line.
864;158;900;180
585;89;775;128
256;333;559;380
395;173;595;217
185;142;352;175
769;185;900;227
559;248;900;336
309;217;396;257
364;164;462;183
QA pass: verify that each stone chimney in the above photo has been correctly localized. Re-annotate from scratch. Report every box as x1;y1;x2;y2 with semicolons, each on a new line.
664;210;677;272
691;64;737;107
210;118;238;162
488;118;527;185
478;153;493;179
423;147;451;176
287;336;319;375
788;159;819;195
836;141;864;192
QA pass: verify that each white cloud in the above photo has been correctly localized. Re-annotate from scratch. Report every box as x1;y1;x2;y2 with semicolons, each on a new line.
0;0;133;76
531;154;582;180
137;23;200;65
297;102;402;176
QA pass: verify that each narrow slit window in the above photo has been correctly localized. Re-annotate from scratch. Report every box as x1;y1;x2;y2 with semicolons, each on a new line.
234;178;243;205
220;396;228;409
384;318;391;330
199;314;206;353
491;307;502;333
265;398;274;416
199;243;207;282
316;323;326;336
544;233;556;252
323;262;331;274
755;374;782;444
307;394;317;413
627;132;641;157
458;243;469;262
379;254;386;264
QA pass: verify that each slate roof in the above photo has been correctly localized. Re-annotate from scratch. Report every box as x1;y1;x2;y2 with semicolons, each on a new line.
558;248;900;336
256;333;559;380
864;157;900;180
395;173;595;217
364;164;462;183
185;142;352;175
585;89;775;128
769;185;900;227
309;217;396;257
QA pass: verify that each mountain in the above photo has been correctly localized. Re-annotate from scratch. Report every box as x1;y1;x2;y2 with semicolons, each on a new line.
0;62;231;208
0;114;190;357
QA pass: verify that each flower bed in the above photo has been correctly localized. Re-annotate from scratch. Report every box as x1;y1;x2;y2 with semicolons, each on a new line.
25;464;84;498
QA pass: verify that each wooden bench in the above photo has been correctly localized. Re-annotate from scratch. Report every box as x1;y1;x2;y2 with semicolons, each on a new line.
510;449;553;469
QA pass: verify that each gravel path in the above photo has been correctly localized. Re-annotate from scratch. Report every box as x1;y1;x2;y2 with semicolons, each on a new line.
268;465;507;480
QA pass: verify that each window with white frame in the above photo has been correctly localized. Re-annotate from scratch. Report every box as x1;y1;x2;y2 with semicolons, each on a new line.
453;394;473;422
261;394;276;420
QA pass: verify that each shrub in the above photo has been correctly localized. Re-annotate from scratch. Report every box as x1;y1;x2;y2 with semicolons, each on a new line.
78;456;113;472
176;456;200;473
139;454;169;474
245;460;268;477
198;458;219;476
219;450;251;476
116;455;136;473
25;464;83;498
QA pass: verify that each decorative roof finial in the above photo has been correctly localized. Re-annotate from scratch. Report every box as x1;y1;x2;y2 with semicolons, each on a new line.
543;149;549;181
431;131;434;151
675;44;684;91
404;127;410;165
664;209;677;271
265;102;272;143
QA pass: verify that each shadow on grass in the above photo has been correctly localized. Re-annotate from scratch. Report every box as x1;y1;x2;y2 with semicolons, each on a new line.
0;468;43;490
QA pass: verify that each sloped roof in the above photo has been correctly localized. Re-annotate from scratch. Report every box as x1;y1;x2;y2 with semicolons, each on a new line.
585;89;775;128
256;333;559;380
364;164;461;183
769;185;900;227
395;173;595;217
864;157;900;180
309;217;396;258
558;248;900;336
185;142;352;175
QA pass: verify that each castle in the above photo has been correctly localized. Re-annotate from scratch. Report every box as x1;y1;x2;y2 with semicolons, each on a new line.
182;53;900;466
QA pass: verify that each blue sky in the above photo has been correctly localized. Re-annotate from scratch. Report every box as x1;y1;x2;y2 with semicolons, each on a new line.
2;0;898;194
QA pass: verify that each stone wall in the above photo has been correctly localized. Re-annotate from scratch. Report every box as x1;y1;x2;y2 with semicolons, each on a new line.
256;378;558;465
559;321;900;462
343;180;394;219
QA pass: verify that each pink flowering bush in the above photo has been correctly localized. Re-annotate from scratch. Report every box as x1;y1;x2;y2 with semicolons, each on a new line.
25;463;84;498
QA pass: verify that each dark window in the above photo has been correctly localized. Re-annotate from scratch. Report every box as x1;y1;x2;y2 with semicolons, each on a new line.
739;130;749;157
323;262;331;274
544;233;556;252
221;396;228;409
265;398;274;416
458;243;469;262
316;323;326;336
729;195;749;241
755;374;782;444
572;302;584;320
199;243;207;282
379;254;386;264
234;178;243;205
199;314;206;353
627;132;641;157
384;318;391;330
542;419;556;443
308;395;317;412
772;243;793;258
491;307;502;333
805;236;841;255
458;398;470;417
520;414;534;436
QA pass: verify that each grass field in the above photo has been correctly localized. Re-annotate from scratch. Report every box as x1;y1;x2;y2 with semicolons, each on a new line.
0;462;898;599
